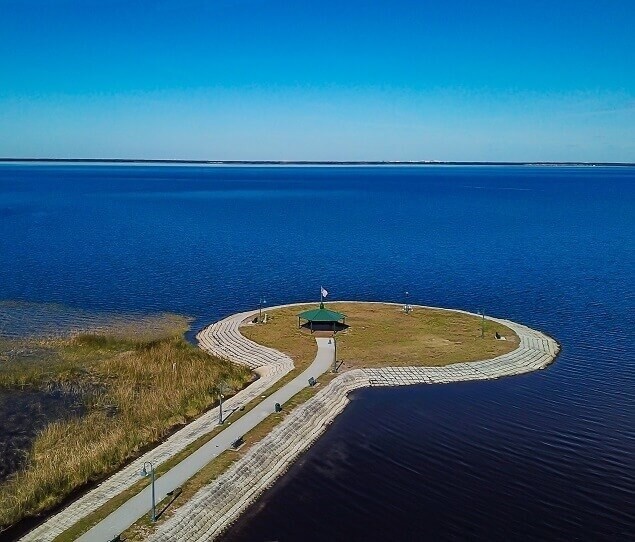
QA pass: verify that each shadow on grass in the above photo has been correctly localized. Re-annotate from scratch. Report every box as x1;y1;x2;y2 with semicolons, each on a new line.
300;322;349;333
156;487;182;521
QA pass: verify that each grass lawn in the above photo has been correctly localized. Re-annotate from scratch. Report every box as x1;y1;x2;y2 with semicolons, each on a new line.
116;302;519;540
242;302;518;369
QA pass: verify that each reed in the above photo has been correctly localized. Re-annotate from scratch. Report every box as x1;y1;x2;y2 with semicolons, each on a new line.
0;333;250;530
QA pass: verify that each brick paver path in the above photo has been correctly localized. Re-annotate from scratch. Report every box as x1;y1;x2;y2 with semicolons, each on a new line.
149;311;559;542
21;307;297;542
20;304;558;542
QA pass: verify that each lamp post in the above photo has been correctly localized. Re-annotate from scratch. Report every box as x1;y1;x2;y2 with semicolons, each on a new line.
140;461;156;522
258;296;266;322
217;381;226;425
480;309;485;338
405;291;410;314
333;337;338;373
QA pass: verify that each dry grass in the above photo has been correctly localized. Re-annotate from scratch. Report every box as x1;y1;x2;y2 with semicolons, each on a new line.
242;302;518;369
50;364;340;541
0;330;251;530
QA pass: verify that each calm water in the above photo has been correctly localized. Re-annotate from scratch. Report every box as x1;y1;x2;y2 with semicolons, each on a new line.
1;164;634;540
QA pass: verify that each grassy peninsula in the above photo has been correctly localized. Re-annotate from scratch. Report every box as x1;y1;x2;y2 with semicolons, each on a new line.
0;315;250;531
241;302;518;369
121;302;520;540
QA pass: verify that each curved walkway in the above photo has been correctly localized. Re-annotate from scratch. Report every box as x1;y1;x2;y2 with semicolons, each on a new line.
20;303;559;542
74;338;333;542
149;310;559;542
20;308;297;542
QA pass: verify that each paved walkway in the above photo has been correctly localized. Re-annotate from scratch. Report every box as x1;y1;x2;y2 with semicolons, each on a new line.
20;303;559;542
149;311;559;542
20;307;299;542
73;338;334;541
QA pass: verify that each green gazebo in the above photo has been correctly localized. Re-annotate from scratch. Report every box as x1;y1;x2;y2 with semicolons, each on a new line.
298;303;347;333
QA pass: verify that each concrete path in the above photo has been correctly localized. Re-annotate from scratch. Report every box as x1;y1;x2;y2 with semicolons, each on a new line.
20;302;558;542
20;307;298;542
149;312;559;542
75;338;334;542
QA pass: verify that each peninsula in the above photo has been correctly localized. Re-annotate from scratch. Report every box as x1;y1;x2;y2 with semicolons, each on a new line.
16;301;558;542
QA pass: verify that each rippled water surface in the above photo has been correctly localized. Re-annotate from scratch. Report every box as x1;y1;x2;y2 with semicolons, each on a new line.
1;164;633;540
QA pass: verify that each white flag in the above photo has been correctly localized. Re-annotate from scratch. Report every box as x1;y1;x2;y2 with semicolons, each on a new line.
321;286;328;298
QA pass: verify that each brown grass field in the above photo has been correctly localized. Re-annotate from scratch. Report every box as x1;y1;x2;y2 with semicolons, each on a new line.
241;302;518;369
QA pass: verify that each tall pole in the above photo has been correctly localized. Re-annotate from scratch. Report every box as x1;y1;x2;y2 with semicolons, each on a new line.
150;465;156;522
481;310;485;338
218;386;223;424
333;337;337;373
258;296;265;322
142;462;156;522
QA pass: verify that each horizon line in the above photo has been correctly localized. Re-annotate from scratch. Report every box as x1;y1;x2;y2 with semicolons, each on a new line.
1;158;634;167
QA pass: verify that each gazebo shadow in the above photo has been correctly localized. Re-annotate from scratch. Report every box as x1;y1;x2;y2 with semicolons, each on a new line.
300;321;349;333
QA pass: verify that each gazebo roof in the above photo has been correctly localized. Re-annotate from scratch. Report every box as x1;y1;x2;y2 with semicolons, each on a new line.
298;304;346;322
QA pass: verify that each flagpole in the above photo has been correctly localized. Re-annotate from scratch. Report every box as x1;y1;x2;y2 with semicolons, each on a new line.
320;286;327;308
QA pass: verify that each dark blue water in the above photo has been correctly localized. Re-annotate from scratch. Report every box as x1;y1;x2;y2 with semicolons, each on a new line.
1;164;634;540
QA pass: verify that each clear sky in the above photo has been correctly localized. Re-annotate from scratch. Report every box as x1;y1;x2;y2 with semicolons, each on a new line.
1;0;634;161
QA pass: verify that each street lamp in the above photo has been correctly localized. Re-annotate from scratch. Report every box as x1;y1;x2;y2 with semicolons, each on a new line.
332;337;338;373
140;461;156;522
258;296;266;322
479;309;485;338
217;381;227;425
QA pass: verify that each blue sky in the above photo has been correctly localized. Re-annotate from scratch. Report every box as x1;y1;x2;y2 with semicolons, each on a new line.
1;0;634;161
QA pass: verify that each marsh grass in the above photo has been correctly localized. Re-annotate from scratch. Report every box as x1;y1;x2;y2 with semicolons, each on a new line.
0;326;251;530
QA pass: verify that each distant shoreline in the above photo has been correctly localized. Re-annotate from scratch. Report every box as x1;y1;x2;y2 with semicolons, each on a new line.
0;158;634;167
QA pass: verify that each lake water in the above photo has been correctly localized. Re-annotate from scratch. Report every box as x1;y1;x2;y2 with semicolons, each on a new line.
1;164;633;540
